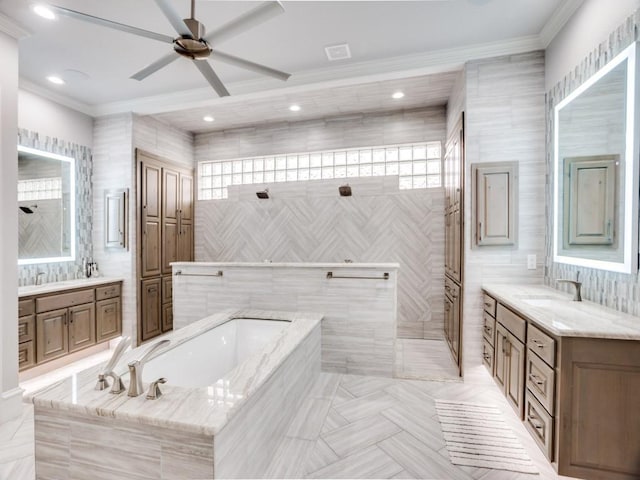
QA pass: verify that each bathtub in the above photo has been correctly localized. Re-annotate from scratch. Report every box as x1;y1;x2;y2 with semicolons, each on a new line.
31;309;322;479
144;318;289;387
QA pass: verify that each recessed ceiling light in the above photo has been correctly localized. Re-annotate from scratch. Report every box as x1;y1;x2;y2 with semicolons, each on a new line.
46;75;65;85
32;4;56;20
289;104;301;112
392;91;405;99
203;115;214;122
325;43;352;62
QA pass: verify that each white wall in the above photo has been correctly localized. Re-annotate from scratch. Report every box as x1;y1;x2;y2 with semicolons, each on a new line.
545;0;640;90
18;90;93;148
0;27;22;423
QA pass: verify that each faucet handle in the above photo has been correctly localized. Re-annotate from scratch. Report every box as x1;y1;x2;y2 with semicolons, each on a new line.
146;378;167;400
107;372;126;394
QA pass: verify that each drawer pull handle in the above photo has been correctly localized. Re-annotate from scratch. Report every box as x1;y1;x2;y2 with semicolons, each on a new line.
531;339;545;349
484;302;492;308
528;374;545;386
528;416;544;430
482;354;491;360
483;325;492;333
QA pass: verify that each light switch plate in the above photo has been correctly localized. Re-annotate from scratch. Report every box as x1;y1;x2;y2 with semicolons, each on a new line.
527;254;536;270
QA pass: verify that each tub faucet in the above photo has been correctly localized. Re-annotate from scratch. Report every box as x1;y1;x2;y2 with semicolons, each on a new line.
127;339;171;397
95;336;131;393
557;273;582;302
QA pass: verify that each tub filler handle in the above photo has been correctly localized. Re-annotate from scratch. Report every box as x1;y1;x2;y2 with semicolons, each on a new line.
127;339;171;397
174;270;223;277
146;377;167;400
326;272;390;280
95;336;131;393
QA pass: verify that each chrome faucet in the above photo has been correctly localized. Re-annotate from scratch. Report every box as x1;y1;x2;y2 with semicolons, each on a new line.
35;271;46;286
557;272;582;302
127;340;171;397
95;336;131;393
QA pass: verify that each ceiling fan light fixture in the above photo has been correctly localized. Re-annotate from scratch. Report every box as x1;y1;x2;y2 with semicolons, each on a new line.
32;4;56;20
174;38;211;60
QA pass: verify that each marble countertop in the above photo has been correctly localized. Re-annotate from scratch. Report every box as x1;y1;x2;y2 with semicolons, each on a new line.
483;284;640;340
19;277;125;297
171;261;400;269
29;309;323;436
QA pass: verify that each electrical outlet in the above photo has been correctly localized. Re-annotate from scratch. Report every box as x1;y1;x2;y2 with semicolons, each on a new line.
527;254;536;270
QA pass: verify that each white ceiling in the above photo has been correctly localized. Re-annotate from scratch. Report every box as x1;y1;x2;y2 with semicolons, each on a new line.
0;0;578;132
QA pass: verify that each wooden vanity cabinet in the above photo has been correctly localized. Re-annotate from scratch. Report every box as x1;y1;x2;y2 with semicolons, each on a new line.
20;281;122;370
494;304;526;418
444;277;461;365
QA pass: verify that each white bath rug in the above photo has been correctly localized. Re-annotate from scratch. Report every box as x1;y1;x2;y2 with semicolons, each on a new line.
435;400;539;475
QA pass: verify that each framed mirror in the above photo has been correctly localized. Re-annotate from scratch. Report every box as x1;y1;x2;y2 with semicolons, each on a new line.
553;41;640;273
18;145;76;265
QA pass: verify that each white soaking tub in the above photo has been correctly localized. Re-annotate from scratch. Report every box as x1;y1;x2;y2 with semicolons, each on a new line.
31;309;322;479
143;318;288;387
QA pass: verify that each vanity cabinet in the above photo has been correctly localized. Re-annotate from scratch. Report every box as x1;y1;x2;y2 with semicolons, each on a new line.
20;281;122;371
444;277;461;364
494;313;526;418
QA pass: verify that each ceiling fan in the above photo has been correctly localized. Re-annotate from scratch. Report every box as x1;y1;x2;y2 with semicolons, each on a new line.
48;0;291;97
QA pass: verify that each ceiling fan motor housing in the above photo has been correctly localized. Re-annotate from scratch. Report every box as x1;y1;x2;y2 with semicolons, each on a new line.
174;18;211;59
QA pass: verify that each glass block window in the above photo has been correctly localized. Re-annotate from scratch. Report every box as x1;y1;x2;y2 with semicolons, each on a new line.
18;177;62;201
198;142;442;200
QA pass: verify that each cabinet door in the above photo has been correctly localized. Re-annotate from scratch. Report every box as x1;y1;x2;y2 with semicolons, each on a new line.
162;303;173;333
96;298;122;343
162;168;180;274
450;293;461;363
473;162;518;246
180;173;194;222
178;221;194;262
494;323;508;391
36;308;69;363
141;161;162;277
18;341;35;371
141;278;162;341
444;295;452;346
505;331;526;418
68;303;96;353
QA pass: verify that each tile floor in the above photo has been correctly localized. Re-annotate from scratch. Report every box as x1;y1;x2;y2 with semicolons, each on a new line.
1;362;577;479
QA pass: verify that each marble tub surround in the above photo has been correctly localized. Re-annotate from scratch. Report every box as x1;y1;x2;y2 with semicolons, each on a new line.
32;309;321;479
172;262;398;376
483;284;640;339
18;276;124;297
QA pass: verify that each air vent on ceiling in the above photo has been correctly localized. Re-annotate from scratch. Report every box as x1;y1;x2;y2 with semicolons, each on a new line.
325;43;351;61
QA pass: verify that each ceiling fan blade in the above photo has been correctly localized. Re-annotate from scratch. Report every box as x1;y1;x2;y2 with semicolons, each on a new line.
130;52;180;81
206;1;284;45
193;60;230;97
212;51;290;81
49;5;174;44
154;0;193;37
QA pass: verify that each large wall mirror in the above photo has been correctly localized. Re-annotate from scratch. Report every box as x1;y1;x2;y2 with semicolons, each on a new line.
553;41;640;273
18;145;76;265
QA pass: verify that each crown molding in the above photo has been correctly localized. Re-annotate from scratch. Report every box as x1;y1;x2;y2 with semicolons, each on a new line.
0;12;29;39
19;79;94;117
90;34;542;117
539;0;585;48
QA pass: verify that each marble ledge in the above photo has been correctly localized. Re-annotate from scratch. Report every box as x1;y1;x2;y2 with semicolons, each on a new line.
29;308;323;437
19;276;125;297
483;284;640;340
171;261;400;270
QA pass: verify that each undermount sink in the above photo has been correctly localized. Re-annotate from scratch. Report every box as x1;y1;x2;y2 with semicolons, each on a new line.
520;298;558;307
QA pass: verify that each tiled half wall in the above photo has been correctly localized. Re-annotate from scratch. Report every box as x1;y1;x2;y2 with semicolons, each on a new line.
195;177;445;340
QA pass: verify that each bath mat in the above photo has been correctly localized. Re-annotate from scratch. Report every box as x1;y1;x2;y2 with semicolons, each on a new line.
435;400;539;475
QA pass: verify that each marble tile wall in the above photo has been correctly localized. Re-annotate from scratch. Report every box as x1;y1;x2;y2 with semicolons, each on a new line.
195;177;444;340
17;129;93;286
461;52;547;370
545;9;640;318
173;264;398;377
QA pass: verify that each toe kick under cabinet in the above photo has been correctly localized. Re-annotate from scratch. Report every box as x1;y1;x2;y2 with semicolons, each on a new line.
19;281;122;371
482;288;640;480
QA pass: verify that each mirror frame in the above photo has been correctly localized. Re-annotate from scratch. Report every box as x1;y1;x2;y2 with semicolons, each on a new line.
17;145;76;265
553;41;640;274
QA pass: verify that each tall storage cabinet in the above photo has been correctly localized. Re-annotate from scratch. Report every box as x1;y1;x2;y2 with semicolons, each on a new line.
137;150;194;343
443;113;465;374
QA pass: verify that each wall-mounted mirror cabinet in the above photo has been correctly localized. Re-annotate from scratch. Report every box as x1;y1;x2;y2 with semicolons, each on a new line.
553;41;640;273
18;146;75;265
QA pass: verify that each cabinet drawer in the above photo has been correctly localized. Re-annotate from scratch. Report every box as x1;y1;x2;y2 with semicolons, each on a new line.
96;283;121;301
526;351;555;414
445;277;460;299
482;312;496;346
18;315;35;343
524;392;553;461
19;299;35;317
527;324;556;367
18;341;35;371
482;339;494;374
36;289;95;313
496;303;526;342
483;293;496;317
162;277;173;304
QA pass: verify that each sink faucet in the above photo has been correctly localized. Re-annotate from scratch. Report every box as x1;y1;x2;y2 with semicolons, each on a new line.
35;271;46;286
95;336;131;393
557;272;582;301
127;339;171;397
